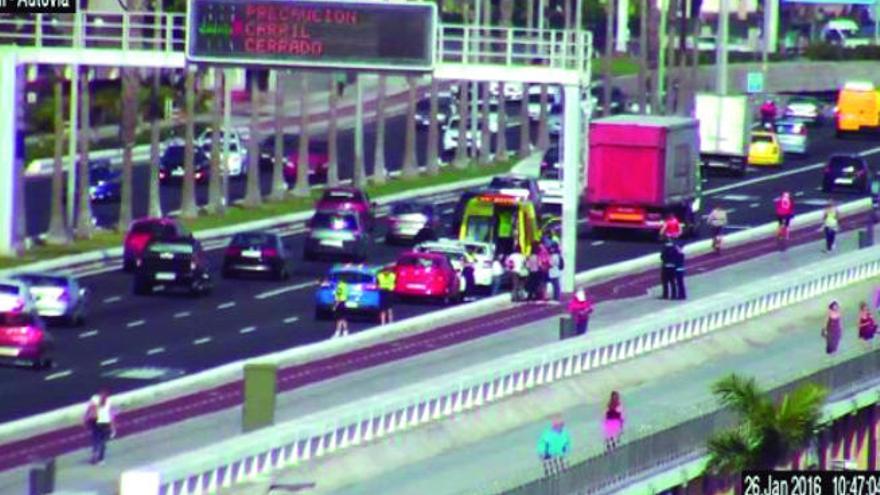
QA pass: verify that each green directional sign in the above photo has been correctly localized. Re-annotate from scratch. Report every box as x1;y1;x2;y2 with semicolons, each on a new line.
746;71;764;94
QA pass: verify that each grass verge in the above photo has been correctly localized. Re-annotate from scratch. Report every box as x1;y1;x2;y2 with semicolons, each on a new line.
0;158;518;270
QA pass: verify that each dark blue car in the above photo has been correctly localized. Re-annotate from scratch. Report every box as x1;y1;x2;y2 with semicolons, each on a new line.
88;165;121;202
314;264;384;321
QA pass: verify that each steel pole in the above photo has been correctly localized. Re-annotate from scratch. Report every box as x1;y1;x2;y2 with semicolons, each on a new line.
657;0;669;113
716;0;729;95
616;0;630;52
470;0;481;158
66;66;79;226
561;84;581;295
223;68;232;207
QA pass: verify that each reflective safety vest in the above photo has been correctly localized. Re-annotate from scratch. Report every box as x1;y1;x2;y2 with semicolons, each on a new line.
334;281;349;303
498;212;513;238
664;217;681;238
377;271;396;291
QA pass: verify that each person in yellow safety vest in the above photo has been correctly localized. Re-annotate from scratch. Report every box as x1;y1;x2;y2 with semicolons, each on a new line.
333;280;349;338
497;211;514;256
377;269;396;325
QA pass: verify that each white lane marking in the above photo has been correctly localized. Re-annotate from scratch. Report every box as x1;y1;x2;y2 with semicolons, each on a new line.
254;281;319;300
217;302;236;310
443;208;454;214
716;194;756;202
100;357;120;367
726;208;737;213
748;203;760;208
68;262;124;279
126;320;145;328
800;198;834;206
705;145;880;195
794;190;805;197
78;330;99;339
283;316;299;324
102;296;122;304
590;240;605;246
146;347;165;355
173;311;191;319
374;235;385;242
44;370;73;381
725;224;754;230
193;337;213;345
240;326;257;334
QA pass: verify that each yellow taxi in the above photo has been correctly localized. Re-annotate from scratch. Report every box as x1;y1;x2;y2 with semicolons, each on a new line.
748;130;783;166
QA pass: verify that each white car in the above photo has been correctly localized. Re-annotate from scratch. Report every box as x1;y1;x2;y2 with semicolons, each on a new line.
197;128;249;177
0;279;36;314
537;165;563;210
443;116;485;152
489;82;524;101
415;238;496;289
526;85;561;120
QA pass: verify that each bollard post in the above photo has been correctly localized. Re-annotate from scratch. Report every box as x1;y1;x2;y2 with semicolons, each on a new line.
27;458;55;495
559;316;576;340
243;363;278;433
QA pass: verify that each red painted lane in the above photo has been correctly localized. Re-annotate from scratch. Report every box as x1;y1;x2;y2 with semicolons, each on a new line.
1;210;872;470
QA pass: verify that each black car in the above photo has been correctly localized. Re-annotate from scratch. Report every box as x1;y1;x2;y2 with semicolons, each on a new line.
259;134;296;170
88;165;122;203
385;203;441;245
222;232;290;280
822;154;872;193
414;96;457;128
159;143;211;184
541;147;560;171
133;237;212;296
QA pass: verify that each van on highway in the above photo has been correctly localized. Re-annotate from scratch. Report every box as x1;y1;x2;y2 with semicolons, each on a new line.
458;192;541;258
835;81;880;137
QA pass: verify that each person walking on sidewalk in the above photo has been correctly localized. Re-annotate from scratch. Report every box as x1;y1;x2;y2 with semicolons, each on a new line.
537;416;571;477
83;390;117;465
491;255;504;296
462;252;477;302
823;300;842;355
537;243;552;301
673;243;686;300
660;240;678;300
822;201;840;253
858;301;877;348
707;205;728;254
568;288;593;336
547;244;563;302
603;391;625;452
333;279;350;338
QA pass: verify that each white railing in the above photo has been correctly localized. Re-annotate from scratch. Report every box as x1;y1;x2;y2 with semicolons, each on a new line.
0;11;186;53
436;24;590;77
122;242;880;495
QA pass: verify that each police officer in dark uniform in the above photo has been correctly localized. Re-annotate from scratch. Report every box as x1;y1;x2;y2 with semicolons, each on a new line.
660;240;677;300
673;243;686;300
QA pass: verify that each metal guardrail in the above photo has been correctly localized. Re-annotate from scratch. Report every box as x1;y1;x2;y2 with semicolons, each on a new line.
121;242;880;495
0;11;186;52
437;25;590;77
496;348;880;495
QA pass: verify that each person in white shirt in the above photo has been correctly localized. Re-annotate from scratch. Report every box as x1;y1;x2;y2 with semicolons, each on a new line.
83;390;117;464
491;256;505;295
547;245;563;302
506;252;525;302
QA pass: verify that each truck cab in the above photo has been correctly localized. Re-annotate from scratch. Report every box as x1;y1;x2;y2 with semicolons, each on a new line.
458;192;542;258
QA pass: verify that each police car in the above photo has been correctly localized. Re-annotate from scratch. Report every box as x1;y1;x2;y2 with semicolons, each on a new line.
314;264;385;321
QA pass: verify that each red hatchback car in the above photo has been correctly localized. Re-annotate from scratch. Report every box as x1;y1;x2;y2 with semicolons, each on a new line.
283;142;329;183
315;187;376;231
393;252;461;305
122;218;189;272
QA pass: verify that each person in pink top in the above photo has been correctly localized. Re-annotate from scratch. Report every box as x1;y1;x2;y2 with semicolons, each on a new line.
603;391;624;451
568;288;593;336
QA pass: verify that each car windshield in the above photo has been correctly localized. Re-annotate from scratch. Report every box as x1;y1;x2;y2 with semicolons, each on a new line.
751;134;774;144
331;271;374;284
0;312;35;326
540;167;561;180
418;244;462;256
90;168;117;181
148;243;194;254
231;233;274;248
398;256;440;269
463;244;488;257
322;190;360;202
16;275;66;287
312;212;357;231
490;177;530;190
0;284;20;296
464;216;493;243
829;156;863;170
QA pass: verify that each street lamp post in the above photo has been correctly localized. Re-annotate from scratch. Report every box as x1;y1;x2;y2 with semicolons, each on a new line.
715;0;729;95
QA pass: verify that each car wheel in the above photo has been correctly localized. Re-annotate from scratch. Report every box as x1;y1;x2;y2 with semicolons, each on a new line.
276;267;289;281
122;259;135;273
33;357;52;370
222;268;234;279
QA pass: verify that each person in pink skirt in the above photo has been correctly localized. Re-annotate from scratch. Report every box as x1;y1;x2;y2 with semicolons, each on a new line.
603;391;624;451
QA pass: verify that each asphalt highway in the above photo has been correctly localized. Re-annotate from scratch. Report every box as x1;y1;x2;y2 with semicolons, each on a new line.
5;122;880;423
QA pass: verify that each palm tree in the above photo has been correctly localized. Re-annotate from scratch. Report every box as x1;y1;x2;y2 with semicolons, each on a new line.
638;0;649;114
519;82;531;158
148;67;162;218
454;79;469;169
243;75;263;207
479;82;492;166
352;74;367;188
425;76;440;176
706;374;827;475
326;74;340;187
664;0;679;114
117;66;139;231
74;68;94;240
495;83;508;162
180;67;198;219
46;69;71;245
537;83;550;150
372;74;388;185
292;72;311;197
401;75;419;179
603;0;615;117
208;68;225;213
269;70;287;202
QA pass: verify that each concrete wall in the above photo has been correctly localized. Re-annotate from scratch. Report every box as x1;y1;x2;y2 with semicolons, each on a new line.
613;61;880;97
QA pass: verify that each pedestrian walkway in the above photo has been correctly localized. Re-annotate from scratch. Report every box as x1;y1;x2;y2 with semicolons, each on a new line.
228;247;880;495
0;225;870;494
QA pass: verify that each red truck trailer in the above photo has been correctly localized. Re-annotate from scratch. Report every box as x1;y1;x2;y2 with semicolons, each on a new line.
585;115;702;237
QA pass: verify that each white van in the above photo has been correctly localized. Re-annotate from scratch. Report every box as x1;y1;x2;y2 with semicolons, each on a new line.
821;19;871;48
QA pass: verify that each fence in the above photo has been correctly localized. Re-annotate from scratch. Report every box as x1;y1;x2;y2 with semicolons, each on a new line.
121;242;880;495
497;347;880;495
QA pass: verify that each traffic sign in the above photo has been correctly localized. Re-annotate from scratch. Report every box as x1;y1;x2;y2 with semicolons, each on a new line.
186;0;437;71
746;71;764;94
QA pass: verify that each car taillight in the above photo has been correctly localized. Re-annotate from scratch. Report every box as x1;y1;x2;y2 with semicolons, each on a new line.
799;126;807;135
262;248;278;258
190;260;197;271
858;169;866;176
5;326;42;345
226;246;241;257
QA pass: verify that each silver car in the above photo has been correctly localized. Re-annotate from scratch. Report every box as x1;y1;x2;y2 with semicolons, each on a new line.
385;203;439;245
774;119;809;156
13;274;88;326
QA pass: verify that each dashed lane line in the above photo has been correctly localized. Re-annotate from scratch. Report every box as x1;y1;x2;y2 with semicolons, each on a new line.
146;347;165;355
193;337;213;345
283;316;299;324
78;330;99;339
44;370;73;381
126;320;145;328
217;302;236;310
102;296;122;304
749;203;760;208
794;191;805;197
239;326;257;334
100;358;120;367
254;281;319;300
173;311;191;318
591;240;604;246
